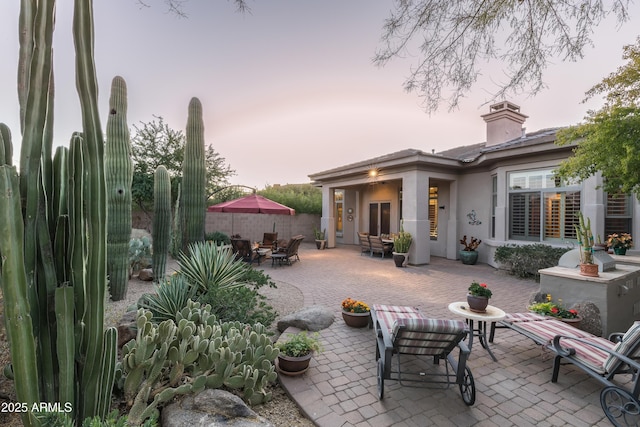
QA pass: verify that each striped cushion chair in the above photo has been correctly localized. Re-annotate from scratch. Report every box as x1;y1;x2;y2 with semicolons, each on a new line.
391;318;469;356
548;321;640;398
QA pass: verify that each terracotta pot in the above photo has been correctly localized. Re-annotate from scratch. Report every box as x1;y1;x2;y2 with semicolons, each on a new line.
614;247;627;255
579;263;599;277
459;250;478;265
277;353;313;375
467;294;489;313
559;316;582;329
342;310;370;328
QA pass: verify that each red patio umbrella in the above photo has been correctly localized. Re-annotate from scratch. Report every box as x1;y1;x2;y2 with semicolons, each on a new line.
207;193;295;215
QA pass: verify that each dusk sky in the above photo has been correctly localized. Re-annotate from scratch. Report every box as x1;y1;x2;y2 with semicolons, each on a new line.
0;1;638;188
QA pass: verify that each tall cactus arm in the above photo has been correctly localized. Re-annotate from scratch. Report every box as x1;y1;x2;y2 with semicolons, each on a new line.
73;0;110;419
55;286;75;421
152;165;171;282
105;76;133;301
180;97;206;251
0;123;11;166
17;0;35;134
97;327;118;417
0;166;40;426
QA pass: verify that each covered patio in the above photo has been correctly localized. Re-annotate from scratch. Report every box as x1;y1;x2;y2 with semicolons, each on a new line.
263;243;625;426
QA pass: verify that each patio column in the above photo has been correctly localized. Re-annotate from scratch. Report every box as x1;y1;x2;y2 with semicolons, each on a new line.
402;171;430;265
321;186;336;248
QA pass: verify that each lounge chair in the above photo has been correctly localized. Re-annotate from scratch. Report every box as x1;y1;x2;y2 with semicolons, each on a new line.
259;232;278;250
371;304;476;405
369;235;393;258
499;315;640;404
271;235;304;266
230;238;261;265
357;232;371;256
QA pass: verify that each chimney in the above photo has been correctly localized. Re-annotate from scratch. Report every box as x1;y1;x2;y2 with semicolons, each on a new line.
481;101;528;147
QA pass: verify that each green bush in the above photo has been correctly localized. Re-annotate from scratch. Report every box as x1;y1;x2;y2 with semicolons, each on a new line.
258;184;321;214
198;267;277;327
205;230;231;245
494;243;570;280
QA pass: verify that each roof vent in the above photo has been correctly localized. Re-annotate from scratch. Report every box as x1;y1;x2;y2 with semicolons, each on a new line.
481;101;528;147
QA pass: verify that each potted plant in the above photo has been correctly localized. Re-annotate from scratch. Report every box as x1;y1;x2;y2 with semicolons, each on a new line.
392;223;412;267
275;331;323;375
459;235;481;265
313;226;327;250
528;293;581;327
574;212;598;277
467;281;492;312
341;297;371;328
607;232;633;255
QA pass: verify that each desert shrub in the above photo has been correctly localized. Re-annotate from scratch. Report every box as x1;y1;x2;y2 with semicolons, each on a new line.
205;230;230;245
494;243;570;280
138;275;197;323
178;242;246;293
198;266;277;327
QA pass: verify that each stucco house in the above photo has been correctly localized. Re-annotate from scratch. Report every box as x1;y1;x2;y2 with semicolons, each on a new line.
308;101;640;267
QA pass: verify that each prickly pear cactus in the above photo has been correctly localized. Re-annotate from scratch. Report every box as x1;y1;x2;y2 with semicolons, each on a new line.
117;301;278;426
105;76;134;301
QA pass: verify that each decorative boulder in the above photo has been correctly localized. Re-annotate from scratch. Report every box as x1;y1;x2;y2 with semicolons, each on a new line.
277;305;334;332
138;268;154;281
116;310;137;348
162;389;273;427
572;301;603;337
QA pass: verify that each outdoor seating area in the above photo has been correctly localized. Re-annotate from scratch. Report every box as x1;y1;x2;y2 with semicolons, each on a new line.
265;244;638;426
271;235;304;266
357;232;393;258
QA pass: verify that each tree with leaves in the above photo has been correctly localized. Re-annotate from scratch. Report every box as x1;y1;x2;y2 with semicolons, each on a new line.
556;38;640;198
130;117;236;210
374;1;631;112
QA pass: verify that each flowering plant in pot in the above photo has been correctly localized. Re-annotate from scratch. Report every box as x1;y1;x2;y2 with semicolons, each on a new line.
528;294;580;326
607;233;633;255
467;281;492;312
459;235;481;265
341;298;371;327
275;331;323;375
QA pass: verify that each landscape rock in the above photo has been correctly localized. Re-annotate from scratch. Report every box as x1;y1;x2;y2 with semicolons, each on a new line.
277;305;334;332
116;310;137;348
572;301;603;337
138;268;154;281
162;389;273;427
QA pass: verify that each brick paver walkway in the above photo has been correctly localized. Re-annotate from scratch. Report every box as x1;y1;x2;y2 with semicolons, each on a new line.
264;243;614;427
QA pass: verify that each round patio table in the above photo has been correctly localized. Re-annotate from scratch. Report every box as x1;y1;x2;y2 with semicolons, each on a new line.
448;302;506;362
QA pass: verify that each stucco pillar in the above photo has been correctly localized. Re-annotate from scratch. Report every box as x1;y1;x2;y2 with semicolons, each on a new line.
582;174;604;242
402;171;430;265
321;186;336;248
446;180;459;260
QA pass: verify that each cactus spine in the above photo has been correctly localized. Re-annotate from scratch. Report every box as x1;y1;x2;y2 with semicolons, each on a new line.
0;1;116;424
180;98;206;252
106;76;134;301
152;165;172;281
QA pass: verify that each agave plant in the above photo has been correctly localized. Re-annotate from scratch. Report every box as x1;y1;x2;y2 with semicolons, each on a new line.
138;275;196;323
178;242;247;294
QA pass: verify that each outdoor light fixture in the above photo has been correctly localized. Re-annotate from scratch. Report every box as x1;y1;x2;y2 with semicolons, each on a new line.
368;169;378;178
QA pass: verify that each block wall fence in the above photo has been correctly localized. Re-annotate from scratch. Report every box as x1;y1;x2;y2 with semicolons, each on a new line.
133;209;320;243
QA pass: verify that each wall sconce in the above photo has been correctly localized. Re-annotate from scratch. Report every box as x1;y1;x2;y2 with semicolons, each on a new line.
439;205;446;210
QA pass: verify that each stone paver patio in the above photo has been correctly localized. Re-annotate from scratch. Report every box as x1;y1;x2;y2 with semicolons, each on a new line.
263;243;617;427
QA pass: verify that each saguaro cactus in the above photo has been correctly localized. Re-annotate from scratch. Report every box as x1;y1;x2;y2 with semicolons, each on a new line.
180;98;206;252
106;76;134;301
0;1;116;425
152;165;172;282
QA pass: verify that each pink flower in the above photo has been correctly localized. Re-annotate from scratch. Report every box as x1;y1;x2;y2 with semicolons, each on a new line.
551;307;559;314
480;283;487;288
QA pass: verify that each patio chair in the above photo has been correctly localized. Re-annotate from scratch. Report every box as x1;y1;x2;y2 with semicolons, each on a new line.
230;238;261;265
369;235;393;258
503;316;640;401
259;232;278;250
271;235;304;266
371;304;476;405
357;232;371;256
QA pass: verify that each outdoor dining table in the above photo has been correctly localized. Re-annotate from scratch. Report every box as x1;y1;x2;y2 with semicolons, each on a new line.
448;302;506;362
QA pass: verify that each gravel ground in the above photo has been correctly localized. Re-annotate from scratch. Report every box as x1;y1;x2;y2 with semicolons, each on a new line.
0;257;314;427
